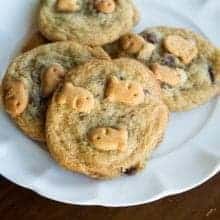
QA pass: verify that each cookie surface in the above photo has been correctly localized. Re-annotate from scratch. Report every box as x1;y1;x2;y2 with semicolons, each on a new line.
46;58;169;179
39;0;137;46
2;41;109;141
104;27;220;111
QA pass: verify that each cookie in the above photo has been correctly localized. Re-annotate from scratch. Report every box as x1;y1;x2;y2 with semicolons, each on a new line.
104;27;220;111
2;41;109;142
38;0;138;46
46;58;169;179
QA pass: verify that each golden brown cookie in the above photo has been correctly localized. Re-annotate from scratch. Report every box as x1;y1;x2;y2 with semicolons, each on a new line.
38;0;138;46
46;58;169;179
2;41;109;141
140;27;220;111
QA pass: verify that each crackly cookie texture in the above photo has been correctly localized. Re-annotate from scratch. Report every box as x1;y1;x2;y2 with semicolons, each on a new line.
105;27;220;111
38;0;138;46
2;41;109;141
46;58;169;179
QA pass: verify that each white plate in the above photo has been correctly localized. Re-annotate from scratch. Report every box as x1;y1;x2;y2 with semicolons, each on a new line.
0;0;220;207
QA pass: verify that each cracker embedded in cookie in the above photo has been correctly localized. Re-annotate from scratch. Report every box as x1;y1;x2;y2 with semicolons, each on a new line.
164;35;198;64
103;33;155;61
94;0;116;14
105;76;145;106
3;80;29;118
56;0;80;12
151;63;186;87
41;63;66;97
88;127;128;152
56;82;95;113
120;33;144;54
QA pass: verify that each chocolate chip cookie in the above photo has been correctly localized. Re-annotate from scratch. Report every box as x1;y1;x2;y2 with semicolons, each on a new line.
2;41;109;141
38;0;138;46
104;27;220;111
46;58;169;179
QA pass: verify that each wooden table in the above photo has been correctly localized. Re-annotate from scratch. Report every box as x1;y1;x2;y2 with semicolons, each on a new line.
0;174;219;220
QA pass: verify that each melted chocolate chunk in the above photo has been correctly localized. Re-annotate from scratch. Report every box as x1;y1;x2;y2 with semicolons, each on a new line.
161;82;173;89
123;166;138;175
144;89;150;95
208;66;215;83
79;114;86;121
39;95;48;106
142;32;159;44
162;53;176;67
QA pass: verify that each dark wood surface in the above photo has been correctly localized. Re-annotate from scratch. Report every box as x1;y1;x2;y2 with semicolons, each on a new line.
0;173;219;220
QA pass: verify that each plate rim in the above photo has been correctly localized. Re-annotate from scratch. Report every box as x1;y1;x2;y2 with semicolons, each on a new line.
1;166;219;207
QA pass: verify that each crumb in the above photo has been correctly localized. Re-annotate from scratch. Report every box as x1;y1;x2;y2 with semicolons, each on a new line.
206;208;217;217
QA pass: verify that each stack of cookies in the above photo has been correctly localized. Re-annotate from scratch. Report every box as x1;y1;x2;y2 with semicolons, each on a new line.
1;0;220;179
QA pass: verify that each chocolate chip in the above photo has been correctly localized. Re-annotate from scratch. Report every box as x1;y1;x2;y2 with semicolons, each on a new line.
161;82;173;89
123;166;138;175
79;114;86;121
76;138;81;143
208;65;215;83
162;53;176;67
39;96;48;105
144;89;150;95
130;113;135;119
142;32;159;44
